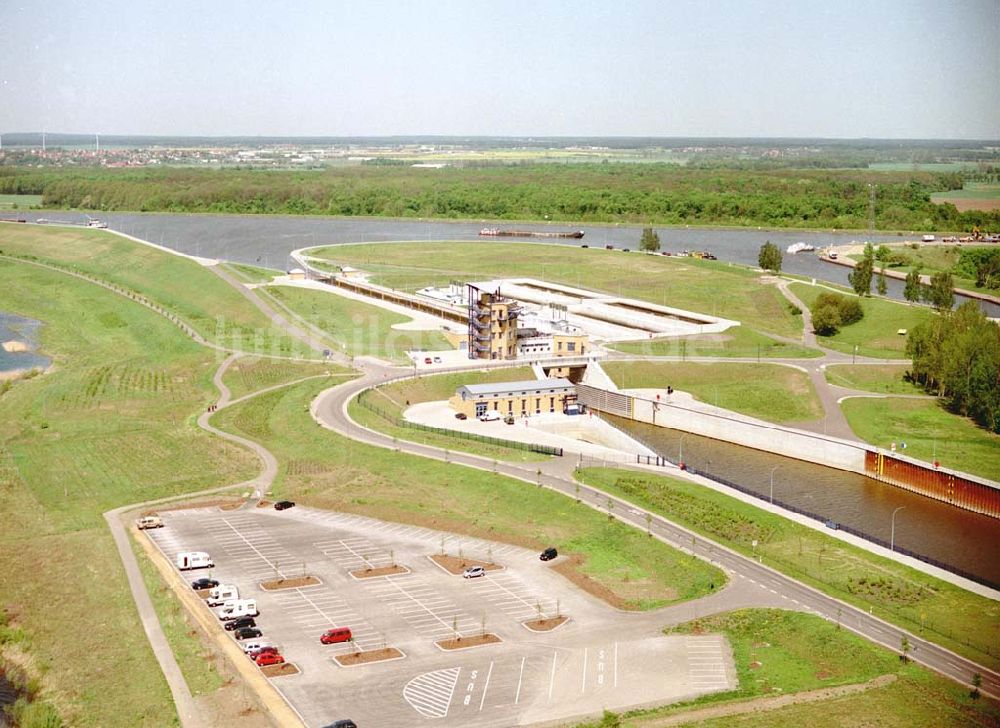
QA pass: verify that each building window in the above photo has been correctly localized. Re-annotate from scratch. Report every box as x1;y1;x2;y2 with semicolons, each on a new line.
476;402;487;416
557;341;563;350
567;342;576;352
549;396;555;412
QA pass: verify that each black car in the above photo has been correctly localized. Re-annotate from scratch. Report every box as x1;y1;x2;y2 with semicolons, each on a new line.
190;577;219;590
454;412;468;420
322;721;357;728
539;547;558;562
225;616;257;632
274;500;296;510
234;626;262;640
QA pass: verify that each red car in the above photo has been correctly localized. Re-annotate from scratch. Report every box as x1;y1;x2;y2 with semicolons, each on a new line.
248;646;279;659
255;651;285;667
320;627;353;644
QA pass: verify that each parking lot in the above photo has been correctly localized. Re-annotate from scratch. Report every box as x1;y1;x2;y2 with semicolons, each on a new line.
146;505;736;727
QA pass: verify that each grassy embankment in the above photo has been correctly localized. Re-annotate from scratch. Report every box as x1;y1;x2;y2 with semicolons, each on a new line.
0;193;42;210
611;324;821;359
823;363;923;395
221;355;346;401
600;361;823;424
575;468;1000;670
789;281;932;359
850;242;1000;295
350;368;552;462
587;609;1000;728
264;284;453;363
841;398;1000;482
310;241;804;339
211;378;724;610
0;224;305;355
0;258;261;725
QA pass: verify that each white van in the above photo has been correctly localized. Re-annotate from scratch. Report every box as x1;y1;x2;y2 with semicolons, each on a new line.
216;599;258;621
206;585;239;607
176;552;214;571
478;410;501;422
135;515;163;530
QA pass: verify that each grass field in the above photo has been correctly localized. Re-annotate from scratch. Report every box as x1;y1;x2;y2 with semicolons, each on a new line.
789;281;932;359
221;355;349;401
614;610;1000;727
931;183;1000;213
601;361;823;424
220;261;279;284
264;284;453;363
0;224;305;355
0;194;42;210
610;325;821;359
824;364;923;394
861;243;999;294
0;258;259;725
840;397;1000;481
575;468;1000;670
211;378;725;610
309;242;803;338
350;367;550;461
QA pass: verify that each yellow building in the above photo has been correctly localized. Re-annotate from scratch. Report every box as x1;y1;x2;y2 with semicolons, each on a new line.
450;378;576;419
468;287;519;360
552;332;588;357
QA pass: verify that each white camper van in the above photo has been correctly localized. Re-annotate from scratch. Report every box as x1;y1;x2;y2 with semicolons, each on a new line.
216;599;259;621
135;515;163;530
176;552;214;571
206;585;239;607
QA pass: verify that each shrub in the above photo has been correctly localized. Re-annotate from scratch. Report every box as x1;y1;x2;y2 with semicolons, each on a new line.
813;292;864;335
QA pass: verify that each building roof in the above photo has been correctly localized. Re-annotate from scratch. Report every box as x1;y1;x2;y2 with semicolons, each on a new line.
458;378;574;397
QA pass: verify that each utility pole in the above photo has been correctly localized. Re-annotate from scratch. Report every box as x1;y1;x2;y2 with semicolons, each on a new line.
890;506;906;551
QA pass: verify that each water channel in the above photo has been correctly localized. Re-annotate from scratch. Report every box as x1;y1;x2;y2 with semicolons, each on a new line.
0;312;50;376
610;416;1000;587
13;212;1000;583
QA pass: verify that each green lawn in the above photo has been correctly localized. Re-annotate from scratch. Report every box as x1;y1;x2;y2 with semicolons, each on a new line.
841;397;1000;481
309;242;803;338
601;361;823;424
221;355;350;401
0;258;259;725
824;364;924;394
0;193;42;210
789;282;931;359
610;325;822;359
350;367;549;461
220;261;279;284
264;284;453;363
211;378;725;610
857;243;999;295
575;468;1000;670
930;182;1000;200
0;224;305;355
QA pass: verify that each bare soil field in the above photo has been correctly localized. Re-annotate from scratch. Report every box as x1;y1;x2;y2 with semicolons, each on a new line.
260;576;321;590
333;647;404;667
350;564;410;579
933;197;1000;212
436;634;502;651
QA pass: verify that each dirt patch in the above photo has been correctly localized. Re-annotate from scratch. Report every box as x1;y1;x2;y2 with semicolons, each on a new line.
436;633;502;651
194;588;211;600
154;497;246;513
260;575;321;591
219;501;245;511
256;500;272;508
350;565;410;579
552;555;633;610
429;554;503;575
260;662;299;678
333;647;404;667
934;197;1000;212
523;616;569;632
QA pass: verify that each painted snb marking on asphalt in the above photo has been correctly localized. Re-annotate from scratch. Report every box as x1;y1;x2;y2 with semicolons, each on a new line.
597;649;605;686
464;669;478;706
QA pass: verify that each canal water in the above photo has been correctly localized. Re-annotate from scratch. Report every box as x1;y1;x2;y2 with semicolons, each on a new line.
610;416;1000;587
0;312;49;376
22;211;999;317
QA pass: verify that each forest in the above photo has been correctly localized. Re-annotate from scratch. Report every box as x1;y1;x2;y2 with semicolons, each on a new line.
1;164;997;231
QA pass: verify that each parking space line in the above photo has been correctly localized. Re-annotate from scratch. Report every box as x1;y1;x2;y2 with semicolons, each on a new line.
515;656;526;704
548;651;557;700
581;648;588;692
614;641;618;688
479;661;494;711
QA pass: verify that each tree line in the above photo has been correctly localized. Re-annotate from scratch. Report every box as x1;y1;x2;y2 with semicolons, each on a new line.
1;165;997;231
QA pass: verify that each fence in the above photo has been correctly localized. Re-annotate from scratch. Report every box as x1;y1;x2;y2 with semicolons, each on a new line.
355;390;563;457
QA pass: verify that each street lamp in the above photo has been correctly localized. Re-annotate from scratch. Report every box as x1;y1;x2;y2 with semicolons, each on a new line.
769;466;779;504
890;506;906;551
678;434;686;466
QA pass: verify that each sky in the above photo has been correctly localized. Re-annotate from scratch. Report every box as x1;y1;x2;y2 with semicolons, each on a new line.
1;0;998;139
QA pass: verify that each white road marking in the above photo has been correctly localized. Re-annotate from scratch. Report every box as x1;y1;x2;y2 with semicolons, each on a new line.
479;661;494;711
548;651;557;700
581;647;588;692
515;656;526;704
403;667;460;719
614;641;618;688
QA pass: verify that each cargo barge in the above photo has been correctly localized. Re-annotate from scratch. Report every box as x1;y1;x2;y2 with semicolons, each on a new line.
480;228;584;239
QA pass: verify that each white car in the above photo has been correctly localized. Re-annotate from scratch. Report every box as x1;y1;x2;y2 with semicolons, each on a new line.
478;411;501;422
462;566;486;579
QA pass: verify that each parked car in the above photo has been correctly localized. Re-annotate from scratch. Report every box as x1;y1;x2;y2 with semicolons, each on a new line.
503;414;515;425
454;412;467;420
234;626;263;640
433;356;442;364
539;547;558;561
255;651;285;667
248;645;279;659
190;577;219;590
240;640;272;655
322;721;358;728
478;410;501;422
224;616;257;632
463;566;486;579
176;551;214;570
274;500;295;510
320;627;353;644
135;515;163;530
423;357;432;364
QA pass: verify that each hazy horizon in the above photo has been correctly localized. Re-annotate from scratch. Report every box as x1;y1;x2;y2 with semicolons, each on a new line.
1;0;998;139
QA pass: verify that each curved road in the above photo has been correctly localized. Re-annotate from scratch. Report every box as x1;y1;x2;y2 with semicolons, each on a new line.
312;362;1000;700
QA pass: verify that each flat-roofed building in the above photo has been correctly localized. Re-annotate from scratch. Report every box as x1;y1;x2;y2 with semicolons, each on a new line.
450;378;576;419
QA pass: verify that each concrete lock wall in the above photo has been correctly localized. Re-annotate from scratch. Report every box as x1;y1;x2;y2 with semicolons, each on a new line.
629;395;868;472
